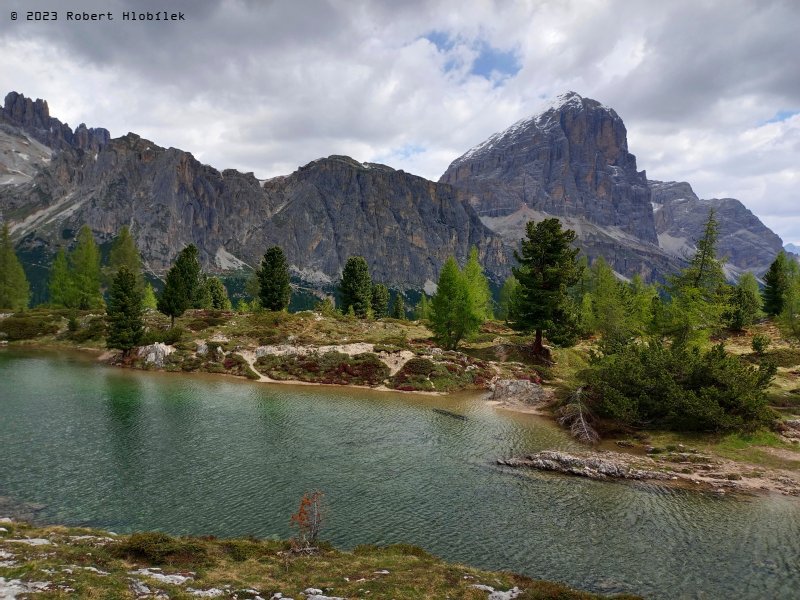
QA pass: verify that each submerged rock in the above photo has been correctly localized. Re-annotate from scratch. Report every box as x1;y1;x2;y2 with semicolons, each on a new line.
498;450;671;481
491;379;548;405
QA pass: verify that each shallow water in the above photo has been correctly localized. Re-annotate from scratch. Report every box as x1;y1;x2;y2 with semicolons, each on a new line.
1;349;799;599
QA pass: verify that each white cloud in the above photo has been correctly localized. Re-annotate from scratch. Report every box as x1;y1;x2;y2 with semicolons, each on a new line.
1;0;798;241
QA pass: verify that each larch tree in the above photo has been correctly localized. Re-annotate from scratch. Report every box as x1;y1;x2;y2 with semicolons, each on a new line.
49;248;76;308
725;272;763;331
107;226;143;290
206;276;232;310
509;218;583;355
106;266;144;356
71;225;104;309
430;256;481;350
340;256;372;318
258;246;291;311
463;246;493;320
0;223;30;311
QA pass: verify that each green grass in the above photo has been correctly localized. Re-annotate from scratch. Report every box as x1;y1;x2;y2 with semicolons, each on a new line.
0;522;638;599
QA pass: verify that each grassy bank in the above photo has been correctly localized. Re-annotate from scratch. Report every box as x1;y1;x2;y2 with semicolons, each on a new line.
0;521;639;599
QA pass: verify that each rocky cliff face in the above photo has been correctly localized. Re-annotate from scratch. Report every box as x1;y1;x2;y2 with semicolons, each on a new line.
650;180;784;276
0;93;508;289
441;92;679;280
1;92;109;153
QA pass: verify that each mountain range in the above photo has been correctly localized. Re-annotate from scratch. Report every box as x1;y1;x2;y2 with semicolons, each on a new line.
0;90;785;297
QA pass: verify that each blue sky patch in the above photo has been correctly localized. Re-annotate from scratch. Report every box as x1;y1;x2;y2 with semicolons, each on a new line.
470;42;521;80
764;110;799;124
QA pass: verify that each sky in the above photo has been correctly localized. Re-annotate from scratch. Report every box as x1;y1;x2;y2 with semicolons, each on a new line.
1;0;799;243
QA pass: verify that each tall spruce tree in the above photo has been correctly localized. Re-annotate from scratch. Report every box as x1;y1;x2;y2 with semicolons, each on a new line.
258;246;291;311
106;266;144;355
371;283;390;318
157;244;202;326
510;218;583;355
430;257;478;350
49;248;76;308
340;256;372;318
463;246;493;320
71;225;104;309
0;223;30;311
763;251;791;316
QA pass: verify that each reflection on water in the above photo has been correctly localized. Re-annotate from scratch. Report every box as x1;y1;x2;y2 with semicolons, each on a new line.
1;349;799;599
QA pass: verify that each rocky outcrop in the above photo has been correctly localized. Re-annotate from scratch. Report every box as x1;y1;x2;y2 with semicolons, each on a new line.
497;451;672;481
137;343;174;368
1;92;109;152
441;92;686;280
651;180;784;276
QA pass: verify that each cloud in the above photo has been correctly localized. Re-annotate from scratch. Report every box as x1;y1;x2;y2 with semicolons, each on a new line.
1;0;798;242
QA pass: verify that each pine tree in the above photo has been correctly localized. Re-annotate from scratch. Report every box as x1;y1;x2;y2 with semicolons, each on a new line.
206;276;232;310
371;283;390;318
195;274;213;309
0;223;30;311
157;245;201;326
415;294;431;320
71;225;104;309
430;257;477;350
510;219;583;355
463;246;493;320
627;274;657;334
340;256;372;318
779;272;800;341
391;293;406;320
107;226;143;290
763;251;791;316
49;248;77;308
106;266;144;355
587;257;630;344
258;246;291;311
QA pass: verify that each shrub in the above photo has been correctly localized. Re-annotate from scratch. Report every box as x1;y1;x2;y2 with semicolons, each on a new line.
751;333;771;356
0;314;59;340
583;341;776;433
255;351;389;386
68;316;106;342
113;532;209;567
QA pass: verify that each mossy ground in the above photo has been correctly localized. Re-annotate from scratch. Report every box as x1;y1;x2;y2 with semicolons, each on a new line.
0;522;638;599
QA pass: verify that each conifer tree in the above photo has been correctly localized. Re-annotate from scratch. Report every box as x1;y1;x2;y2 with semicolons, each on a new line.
463;246;493;320
391;293;406;320
0;223;30;311
510;219;583;355
107;226;143;290
340;256;372;318
430;257;478;350
71;225;104;309
142;282;158;310
725;272;762;331
258;246;291;311
371;283;390;318
49;248;76;308
206;276;232;310
106;266;144;356
157;244;202;326
779;272;800;341
498;275;519;323
627;274;657;334
763;251;791;316
415;294;431;320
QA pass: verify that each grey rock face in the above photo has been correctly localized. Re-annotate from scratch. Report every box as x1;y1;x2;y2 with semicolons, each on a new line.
442;92;657;243
3;120;508;288
650;180;784;275
491;379;548;405
1;92;109;152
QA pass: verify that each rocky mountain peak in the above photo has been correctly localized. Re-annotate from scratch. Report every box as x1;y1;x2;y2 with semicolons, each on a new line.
0;91;110;153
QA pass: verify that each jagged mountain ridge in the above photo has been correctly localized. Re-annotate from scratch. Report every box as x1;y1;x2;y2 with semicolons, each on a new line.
650;180;784;277
441;91;783;280
0;92;508;290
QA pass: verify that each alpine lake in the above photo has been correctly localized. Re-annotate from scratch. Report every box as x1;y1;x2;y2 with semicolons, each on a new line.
1;348;799;599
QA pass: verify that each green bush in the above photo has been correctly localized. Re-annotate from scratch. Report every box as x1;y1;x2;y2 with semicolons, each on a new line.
141;326;186;346
583;341;776;433
0;314;59;341
113;532;209;567
67;316;106;342
751;334;771;356
254;351;389;386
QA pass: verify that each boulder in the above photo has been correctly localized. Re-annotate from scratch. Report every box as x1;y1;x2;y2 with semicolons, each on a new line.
137;343;174;368
491;379;548;405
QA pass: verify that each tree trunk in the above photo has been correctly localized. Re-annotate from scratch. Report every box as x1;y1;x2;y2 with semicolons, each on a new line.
533;328;543;354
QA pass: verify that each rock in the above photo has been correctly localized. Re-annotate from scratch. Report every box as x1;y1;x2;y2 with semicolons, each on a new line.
6;538;52;545
188;588;225;597
373;569;390;575
0;527;7;532
0;577;53;596
303;589;323;596
498;450;670;481
470;583;495;592
196;342;208;356
0;518;13;523
129;568;194;585
137;343;175;368
491;379;548;405
489;587;523;600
